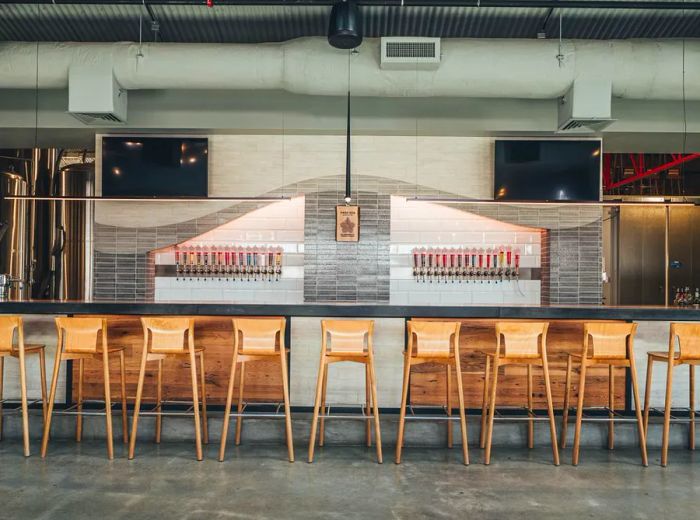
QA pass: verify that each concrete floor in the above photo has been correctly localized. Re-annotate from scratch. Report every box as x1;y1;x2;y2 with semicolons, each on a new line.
1;440;699;519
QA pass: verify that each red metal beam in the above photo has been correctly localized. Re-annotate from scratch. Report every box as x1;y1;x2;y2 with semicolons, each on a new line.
607;153;700;189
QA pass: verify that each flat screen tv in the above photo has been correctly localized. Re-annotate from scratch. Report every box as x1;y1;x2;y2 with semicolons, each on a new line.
101;136;208;197
494;140;601;202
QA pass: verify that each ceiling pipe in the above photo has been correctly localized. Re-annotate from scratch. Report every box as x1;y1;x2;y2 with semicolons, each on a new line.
1;0;699;10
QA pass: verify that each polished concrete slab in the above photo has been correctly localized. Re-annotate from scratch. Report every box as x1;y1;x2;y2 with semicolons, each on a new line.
0;439;698;520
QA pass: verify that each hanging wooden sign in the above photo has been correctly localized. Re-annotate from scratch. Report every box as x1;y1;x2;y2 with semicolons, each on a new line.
336;205;360;242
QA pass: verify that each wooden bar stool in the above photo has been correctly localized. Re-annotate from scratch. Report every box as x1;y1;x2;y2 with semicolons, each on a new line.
219;317;294;462
0;316;48;457
129;317;208;461
643;322;700;467
396;320;468;465
561;322;647;466
309;320;382;463
41;317;128;460
481;322;559;465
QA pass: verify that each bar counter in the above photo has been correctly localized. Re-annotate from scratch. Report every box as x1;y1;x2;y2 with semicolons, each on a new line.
2;299;700;321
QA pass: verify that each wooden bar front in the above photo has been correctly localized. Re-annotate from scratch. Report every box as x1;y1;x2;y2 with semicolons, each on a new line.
73;316;625;409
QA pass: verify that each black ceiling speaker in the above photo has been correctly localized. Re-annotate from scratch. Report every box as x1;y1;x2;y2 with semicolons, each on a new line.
328;0;363;50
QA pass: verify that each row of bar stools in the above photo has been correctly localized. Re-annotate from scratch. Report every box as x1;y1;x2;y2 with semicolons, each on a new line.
0;316;48;457
42;317;128;460
130;317;208;461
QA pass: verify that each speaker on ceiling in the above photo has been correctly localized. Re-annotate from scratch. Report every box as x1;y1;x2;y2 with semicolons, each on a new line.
328;0;363;50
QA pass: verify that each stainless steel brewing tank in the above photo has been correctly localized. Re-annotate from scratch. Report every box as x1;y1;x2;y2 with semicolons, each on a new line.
55;162;93;300
0;169;27;299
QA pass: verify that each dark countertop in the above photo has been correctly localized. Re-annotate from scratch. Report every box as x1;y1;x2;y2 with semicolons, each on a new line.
1;300;700;321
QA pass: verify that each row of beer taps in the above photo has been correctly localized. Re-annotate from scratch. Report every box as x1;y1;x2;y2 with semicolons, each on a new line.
175;245;284;282
412;246;521;283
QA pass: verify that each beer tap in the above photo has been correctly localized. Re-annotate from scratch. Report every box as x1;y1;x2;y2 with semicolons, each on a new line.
498;247;505;282
412;248;420;281
514;249;521;280
436;249;444;283
210;247;218;279
504;247;512;280
427;248;435;283
187;247;195;280
175;248;183;281
456;248;463;283
238;250;245;281
441;250;448;284
449;249;457;283
492;249;499;284
476;248;483;283
420;248;427;283
203;248;211;281
275;247;283;281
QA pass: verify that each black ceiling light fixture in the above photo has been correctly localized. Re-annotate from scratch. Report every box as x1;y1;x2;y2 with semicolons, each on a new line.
328;0;363;50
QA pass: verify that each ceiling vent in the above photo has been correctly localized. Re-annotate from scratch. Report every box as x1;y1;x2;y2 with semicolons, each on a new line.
68;63;127;125
380;37;441;70
558;79;615;133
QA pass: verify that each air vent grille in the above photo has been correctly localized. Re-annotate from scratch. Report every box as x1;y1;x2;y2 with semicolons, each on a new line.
385;41;436;59
70;112;126;125
380;37;441;70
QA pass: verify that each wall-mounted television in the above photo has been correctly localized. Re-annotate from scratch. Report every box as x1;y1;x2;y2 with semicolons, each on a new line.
101;136;208;197
494;139;601;202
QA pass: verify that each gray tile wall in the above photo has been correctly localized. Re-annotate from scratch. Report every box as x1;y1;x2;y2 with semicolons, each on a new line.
304;190;391;303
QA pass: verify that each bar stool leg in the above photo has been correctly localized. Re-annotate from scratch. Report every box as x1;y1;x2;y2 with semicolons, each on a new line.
453;354;469;466
690;365;695;451
119;350;128;444
560;354;572;449
479;355;490;449
128;347;149;460
484;357;499;465
368;353;382;464
395;355;411;464
661;360;674;467
365;364;371;447
155;359;163;444
188;346;203;461
0;357;4;441
41;349;63;458
628;354;648;466
608;366;615;450
199;351;208;445
308;357;327;463
102;350;114;460
18;347;30;456
39;348;48;423
446;364;453;448
235;362;246;446
643;356;654;435
541;359;560;466
218;348;239;462
280;348;295;463
319;364;327;447
572;361;588;466
76;359;84;442
527;364;534;449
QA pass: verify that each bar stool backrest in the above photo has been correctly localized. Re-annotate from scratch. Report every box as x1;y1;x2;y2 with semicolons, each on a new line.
55;317;106;354
407;321;460;358
496;322;548;358
0;315;21;352
233;318;285;354
141;317;194;354
584;322;636;359
322;320;373;355
670;322;700;360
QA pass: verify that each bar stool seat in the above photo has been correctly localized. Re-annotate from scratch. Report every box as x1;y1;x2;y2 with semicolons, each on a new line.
481;321;559;466
396;320;468;465
41;317;128;460
129;317;208;461
561;322;647;466
309;320;382;464
219;317;294;462
643;322;700;467
0;317;48;457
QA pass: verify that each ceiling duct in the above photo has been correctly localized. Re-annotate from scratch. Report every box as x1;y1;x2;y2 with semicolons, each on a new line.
557;79;615;133
380;37;441;70
328;0;362;50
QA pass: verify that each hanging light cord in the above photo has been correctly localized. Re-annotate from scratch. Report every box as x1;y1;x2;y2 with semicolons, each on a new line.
344;49;352;204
